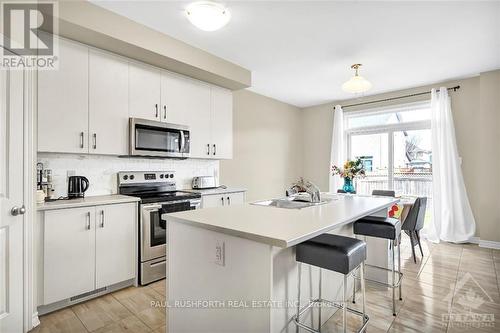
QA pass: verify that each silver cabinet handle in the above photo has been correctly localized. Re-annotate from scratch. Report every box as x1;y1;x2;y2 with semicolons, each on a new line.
93;133;97;149
100;210;105;228
80;132;84;149
221;197;224;206
227;196;230;205
163;105;167;119
155;104;159;118
207;144;210;155
86;212;91;230
11;205;26;216
213;144;216;156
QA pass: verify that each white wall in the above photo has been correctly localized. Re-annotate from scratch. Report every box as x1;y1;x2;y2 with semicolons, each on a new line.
38;153;219;197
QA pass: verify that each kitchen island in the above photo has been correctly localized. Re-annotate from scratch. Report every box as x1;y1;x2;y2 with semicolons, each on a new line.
164;194;397;333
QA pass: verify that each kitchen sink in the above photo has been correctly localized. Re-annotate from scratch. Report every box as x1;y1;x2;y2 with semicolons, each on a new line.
251;197;333;209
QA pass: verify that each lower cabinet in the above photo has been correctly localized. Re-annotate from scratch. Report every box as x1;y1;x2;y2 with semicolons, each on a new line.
42;203;136;305
201;191;246;208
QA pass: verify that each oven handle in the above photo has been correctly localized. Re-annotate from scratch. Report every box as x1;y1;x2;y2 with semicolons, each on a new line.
142;204;162;211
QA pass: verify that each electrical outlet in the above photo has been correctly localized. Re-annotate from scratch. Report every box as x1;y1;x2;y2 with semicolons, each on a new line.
215;240;225;266
67;170;76;177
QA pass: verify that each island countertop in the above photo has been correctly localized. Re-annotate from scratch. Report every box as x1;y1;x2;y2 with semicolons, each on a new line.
164;194;397;247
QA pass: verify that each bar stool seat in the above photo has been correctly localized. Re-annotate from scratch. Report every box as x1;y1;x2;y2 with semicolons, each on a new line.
353;216;401;240
293;234;369;333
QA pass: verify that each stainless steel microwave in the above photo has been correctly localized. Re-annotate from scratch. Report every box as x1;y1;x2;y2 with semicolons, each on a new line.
129;118;190;158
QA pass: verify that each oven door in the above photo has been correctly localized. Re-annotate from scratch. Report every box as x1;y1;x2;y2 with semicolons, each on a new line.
140;200;191;262
130;118;189;158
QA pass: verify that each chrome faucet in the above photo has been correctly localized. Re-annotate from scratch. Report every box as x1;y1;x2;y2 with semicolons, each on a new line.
286;178;321;203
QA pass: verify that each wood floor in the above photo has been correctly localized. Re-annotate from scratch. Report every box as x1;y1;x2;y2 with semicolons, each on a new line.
31;238;500;333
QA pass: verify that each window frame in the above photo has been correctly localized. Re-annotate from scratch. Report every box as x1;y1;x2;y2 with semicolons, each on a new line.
344;101;431;191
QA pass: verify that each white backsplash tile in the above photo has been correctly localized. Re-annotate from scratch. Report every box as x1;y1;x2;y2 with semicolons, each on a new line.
38;153;219;198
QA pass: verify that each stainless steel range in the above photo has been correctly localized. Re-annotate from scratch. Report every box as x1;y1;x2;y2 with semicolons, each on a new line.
118;171;201;285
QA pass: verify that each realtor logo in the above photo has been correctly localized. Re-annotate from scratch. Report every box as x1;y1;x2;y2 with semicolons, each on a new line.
1;1;58;69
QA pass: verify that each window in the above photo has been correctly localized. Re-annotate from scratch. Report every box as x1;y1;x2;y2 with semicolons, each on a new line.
345;101;433;221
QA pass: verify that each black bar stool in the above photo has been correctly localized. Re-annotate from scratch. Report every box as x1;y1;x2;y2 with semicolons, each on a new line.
293;234;369;333
352;216;403;316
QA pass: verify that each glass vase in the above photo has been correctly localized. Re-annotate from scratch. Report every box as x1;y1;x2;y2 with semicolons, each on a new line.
342;177;355;193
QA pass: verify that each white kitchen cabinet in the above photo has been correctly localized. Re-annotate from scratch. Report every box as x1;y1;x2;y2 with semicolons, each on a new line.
210;86;233;159
42;203;137;305
43;207;96;305
95;203;136;289
201;191;246;208
163;73;212;157
38;37;89;154
129;62;161;121
89;49;129;155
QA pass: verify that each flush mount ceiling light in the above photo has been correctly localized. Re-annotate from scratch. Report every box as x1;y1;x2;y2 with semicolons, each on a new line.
342;64;372;94
185;1;231;32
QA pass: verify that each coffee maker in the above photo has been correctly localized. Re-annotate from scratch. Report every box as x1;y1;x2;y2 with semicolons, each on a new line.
67;176;90;199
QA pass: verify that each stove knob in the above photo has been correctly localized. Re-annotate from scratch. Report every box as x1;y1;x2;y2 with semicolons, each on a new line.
130;175;135;180
169;174;174;178
160;174;164;179
123;175;128;180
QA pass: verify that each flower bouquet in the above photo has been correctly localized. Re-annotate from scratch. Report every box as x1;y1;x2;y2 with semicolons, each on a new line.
332;158;366;193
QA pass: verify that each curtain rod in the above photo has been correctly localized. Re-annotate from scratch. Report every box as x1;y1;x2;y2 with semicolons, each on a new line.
336;85;461;109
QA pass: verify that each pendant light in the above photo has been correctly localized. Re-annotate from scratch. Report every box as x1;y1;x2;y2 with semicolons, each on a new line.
342;64;372;93
185;1;231;32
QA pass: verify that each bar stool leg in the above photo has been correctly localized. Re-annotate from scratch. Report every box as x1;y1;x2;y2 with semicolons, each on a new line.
352;267;356;304
398;238;402;301
296;263;301;333
392;240;396;316
343;275;347;333
360;262;366;324
318;268;322;332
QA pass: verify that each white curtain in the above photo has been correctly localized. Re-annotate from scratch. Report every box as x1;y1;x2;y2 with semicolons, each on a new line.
329;105;344;192
425;87;476;243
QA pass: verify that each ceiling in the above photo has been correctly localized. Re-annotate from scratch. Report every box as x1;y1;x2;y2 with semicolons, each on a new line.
92;1;500;108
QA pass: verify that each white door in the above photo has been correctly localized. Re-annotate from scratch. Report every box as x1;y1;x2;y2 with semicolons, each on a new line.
226;192;245;206
95;203;136;289
38;37;89;153
0;69;24;332
89;49;129;155
211;87;233;159
43;207;96;304
201;194;224;208
164;74;211;158
129;62;161;121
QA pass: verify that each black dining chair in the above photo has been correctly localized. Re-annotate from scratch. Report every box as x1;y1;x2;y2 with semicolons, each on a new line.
401;197;427;263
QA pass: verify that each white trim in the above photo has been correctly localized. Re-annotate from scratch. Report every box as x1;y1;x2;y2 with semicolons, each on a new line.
23;68;38;332
468;236;480;244
345;100;431;118
479;240;500;250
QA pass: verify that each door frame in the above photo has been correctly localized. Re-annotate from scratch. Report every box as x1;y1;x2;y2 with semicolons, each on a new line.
23;68;38;330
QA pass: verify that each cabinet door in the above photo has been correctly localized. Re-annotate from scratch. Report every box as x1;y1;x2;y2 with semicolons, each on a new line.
43;207;95;304
226;192;245;206
164;74;212;158
38;37;89;153
95;203;136;289
89;49;129;155
211;87;233;159
129;62;161;121
201;194;224;208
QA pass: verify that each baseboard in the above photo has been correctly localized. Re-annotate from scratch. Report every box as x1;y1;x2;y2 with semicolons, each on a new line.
32;311;40;328
468;237;480;244
479;240;500;250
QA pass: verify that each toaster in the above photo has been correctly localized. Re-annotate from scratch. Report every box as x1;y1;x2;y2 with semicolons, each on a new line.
192;176;218;189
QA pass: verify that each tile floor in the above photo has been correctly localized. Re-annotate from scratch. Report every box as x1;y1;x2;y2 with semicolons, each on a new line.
31;238;500;333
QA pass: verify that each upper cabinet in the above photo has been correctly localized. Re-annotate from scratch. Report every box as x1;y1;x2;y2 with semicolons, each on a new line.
37;37;233;160
129;62;161;122
89;49;129;155
38;37;89;154
210;86;233;159
163;73;212;158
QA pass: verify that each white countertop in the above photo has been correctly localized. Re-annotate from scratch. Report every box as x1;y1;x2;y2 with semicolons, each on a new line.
164;194;398;247
184;187;247;196
37;194;140;211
